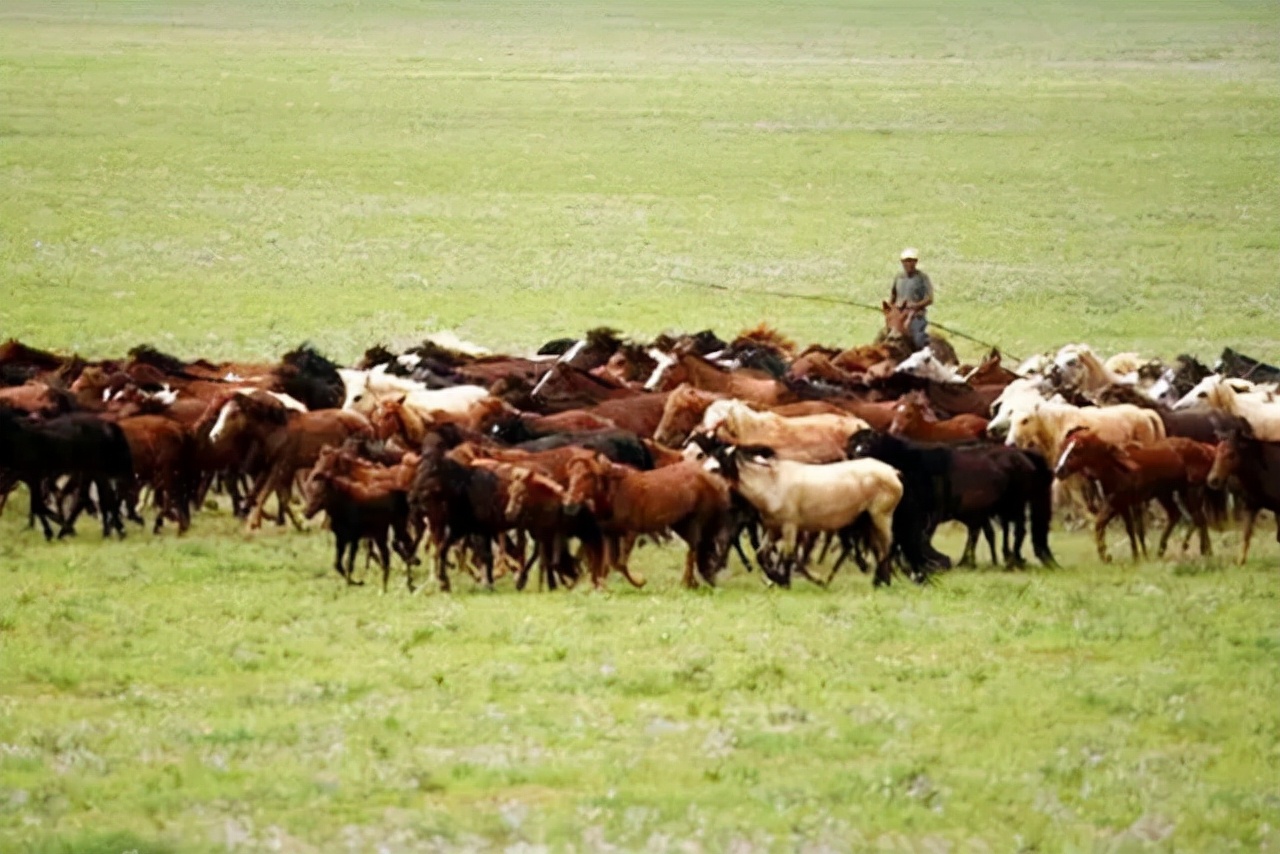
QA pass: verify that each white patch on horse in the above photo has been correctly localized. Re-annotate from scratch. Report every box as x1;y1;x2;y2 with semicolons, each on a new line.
396;353;422;370
224;372;243;382
529;368;555;399
208;399;236;443
644;349;677;391
559;339;587;365
154;385;178;405
1055;443;1073;473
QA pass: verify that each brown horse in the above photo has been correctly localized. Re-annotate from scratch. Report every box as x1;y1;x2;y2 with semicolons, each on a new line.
1054;428;1209;563
1207;426;1280;564
964;349;1020;388
653;385;724;448
648;353;792;407
563;454;731;589
888;392;989;443
205;392;373;529
876;301;958;364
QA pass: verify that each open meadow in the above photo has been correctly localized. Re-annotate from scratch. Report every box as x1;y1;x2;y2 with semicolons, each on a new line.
2;0;1280;851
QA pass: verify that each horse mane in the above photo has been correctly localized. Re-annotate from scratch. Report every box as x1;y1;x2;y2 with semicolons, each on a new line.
276;343;344;410
0;339;65;370
731;324;796;358
127;344;191;376
358;344;398;370
584;327;624;351
407;339;471;369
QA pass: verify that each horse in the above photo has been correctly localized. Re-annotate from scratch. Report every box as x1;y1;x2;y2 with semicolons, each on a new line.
1218;347;1280;385
527;362;637;413
893;348;967;384
1006;401;1166;460
337;365;489;415
1053;343;1130;398
561;455;731;589
0;405;133;540
714;444;903;587
888;392;989;443
876;302;958;365
1172;376;1280;440
947;444;1056;569
1207;426;1280;564
963;349;1021;388
697;400;868;464
115;414;198;534
645;352;792;407
304;469;418;591
205;392;373;529
653;385;725;448
1053;429;1209;563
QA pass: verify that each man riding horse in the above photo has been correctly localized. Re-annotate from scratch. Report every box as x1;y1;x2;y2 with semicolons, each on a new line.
890;247;933;350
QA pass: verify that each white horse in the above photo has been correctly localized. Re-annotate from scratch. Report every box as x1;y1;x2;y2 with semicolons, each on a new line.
338;366;489;415
987;378;1054;436
894;347;966;384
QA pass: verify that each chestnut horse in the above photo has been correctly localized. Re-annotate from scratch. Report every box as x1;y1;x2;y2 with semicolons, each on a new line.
888;392;989;443
1054;428;1210;563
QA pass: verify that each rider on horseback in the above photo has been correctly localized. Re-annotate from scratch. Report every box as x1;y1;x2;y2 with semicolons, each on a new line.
890;248;933;349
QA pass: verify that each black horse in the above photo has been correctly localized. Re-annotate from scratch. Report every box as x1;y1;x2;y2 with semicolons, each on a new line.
845;429;951;580
0;405;133;540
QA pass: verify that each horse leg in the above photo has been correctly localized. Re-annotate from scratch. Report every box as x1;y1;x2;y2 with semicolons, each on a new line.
1093;505;1116;563
1239;510;1258;565
27;479;56;541
376;532;392;593
871;513;895;587
1184;488;1212;557
245;471;276;530
345;537;363;585
331;531;350;581
1155;494;1181;559
616;534;648;589
953;525;974;568
1119;505;1141;563
1007;514;1027;569
96;477;124;539
435;535;454;593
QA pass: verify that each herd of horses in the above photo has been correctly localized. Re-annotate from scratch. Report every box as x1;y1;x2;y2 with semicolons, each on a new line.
1;317;1278;593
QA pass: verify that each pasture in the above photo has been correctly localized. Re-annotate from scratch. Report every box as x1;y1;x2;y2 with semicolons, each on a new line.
2;0;1280;851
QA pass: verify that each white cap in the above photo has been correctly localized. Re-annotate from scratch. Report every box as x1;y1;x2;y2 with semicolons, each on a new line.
900;247;919;261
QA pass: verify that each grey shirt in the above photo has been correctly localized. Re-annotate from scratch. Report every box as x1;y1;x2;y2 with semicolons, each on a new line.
891;270;933;309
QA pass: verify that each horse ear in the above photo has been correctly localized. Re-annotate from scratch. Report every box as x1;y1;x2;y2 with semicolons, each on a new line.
881;300;892;312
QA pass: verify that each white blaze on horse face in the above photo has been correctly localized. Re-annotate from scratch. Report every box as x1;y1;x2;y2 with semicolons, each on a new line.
1054;441;1076;476
208;399;237;443
644;349;677;391
559;339;587;365
154;385;178;405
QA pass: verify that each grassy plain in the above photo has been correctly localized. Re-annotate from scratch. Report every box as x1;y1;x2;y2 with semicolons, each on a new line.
2;0;1279;361
2;1;1280;851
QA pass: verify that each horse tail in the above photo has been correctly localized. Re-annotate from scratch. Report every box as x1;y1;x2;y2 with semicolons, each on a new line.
1202;483;1229;529
1025;450;1057;567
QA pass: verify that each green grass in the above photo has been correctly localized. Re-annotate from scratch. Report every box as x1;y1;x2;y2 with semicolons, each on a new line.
1;510;1278;852
1;0;1278;362
2;1;1280;850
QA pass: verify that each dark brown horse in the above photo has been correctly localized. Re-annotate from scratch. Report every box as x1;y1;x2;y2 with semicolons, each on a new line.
1207;426;1280;564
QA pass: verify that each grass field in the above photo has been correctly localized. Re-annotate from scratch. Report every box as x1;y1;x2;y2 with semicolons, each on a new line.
2;1;1280;851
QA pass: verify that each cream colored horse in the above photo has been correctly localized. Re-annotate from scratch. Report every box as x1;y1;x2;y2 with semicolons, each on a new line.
1172;376;1280;440
701;400;869;463
728;448;902;586
1006;401;1165;460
